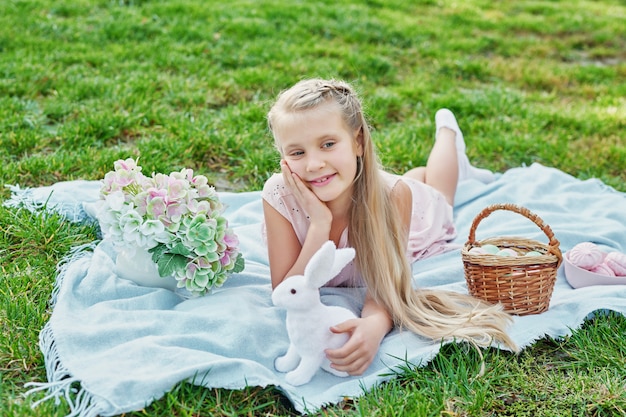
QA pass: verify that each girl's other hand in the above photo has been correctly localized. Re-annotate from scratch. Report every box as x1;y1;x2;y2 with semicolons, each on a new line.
324;317;385;376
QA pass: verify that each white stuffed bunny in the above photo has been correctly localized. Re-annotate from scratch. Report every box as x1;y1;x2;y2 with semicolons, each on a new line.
271;241;358;386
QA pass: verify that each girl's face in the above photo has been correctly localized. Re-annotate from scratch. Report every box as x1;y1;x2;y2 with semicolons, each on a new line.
273;102;363;205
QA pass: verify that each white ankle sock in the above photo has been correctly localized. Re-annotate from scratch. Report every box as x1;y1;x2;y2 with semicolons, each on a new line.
435;108;465;154
435;108;495;183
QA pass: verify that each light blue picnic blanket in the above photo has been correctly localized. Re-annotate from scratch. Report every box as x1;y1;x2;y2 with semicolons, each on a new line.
6;163;626;416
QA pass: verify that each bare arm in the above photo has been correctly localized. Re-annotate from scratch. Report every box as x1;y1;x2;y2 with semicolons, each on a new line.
361;292;394;333
263;160;334;289
263;200;332;288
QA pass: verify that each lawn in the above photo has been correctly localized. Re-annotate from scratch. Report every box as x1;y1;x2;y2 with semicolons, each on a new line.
1;0;625;415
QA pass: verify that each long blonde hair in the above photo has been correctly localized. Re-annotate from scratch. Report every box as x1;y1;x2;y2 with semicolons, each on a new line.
267;78;517;351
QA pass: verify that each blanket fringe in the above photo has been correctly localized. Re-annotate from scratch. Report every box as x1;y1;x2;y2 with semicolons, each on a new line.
4;183;100;225
3;184;42;211
24;242;102;416
8;182;104;416
24;323;104;417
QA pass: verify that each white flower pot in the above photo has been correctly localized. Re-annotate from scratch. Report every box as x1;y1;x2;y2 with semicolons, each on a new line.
114;246;178;292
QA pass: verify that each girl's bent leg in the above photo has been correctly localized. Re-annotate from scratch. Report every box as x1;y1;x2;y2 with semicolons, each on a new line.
404;109;495;205
426;128;459;205
403;166;426;183
435;109;495;184
403;128;458;205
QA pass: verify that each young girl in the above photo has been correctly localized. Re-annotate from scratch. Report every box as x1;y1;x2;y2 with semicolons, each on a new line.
262;78;516;376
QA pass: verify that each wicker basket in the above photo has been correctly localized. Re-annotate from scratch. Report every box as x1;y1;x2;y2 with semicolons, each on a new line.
461;203;562;316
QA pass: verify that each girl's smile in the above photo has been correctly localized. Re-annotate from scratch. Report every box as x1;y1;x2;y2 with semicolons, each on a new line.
308;173;336;187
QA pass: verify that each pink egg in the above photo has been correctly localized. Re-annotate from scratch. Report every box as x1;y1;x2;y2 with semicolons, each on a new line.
468;247;488;255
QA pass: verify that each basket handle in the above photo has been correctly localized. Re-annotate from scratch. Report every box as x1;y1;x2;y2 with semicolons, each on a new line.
466;203;562;262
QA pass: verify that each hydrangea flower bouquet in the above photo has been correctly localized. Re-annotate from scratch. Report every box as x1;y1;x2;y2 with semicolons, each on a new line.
96;158;244;296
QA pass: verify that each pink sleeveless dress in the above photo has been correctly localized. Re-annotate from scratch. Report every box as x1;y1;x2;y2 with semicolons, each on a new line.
261;171;456;287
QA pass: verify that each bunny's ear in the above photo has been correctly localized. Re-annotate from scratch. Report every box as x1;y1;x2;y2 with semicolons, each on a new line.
304;241;356;288
330;246;356;279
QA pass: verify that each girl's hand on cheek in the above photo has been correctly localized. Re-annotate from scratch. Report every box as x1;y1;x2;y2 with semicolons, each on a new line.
281;160;332;225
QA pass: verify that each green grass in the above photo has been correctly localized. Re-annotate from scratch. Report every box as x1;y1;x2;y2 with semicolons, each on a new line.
1;0;625;415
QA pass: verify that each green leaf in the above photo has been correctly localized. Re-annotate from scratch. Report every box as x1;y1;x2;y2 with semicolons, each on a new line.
148;244;168;263
156;253;188;277
233;254;245;273
170;242;192;257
